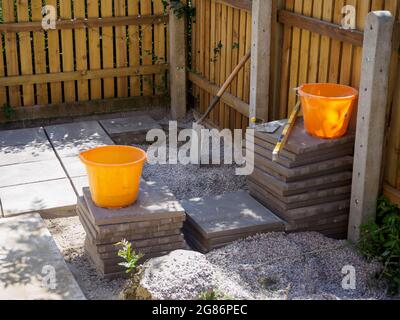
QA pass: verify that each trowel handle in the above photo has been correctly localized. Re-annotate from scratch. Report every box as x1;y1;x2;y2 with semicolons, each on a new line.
272;101;301;162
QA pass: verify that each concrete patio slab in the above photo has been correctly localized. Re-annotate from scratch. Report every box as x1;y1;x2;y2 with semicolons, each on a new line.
181;191;284;240
100;115;161;145
0;160;67;188
0;213;85;300
0;144;57;167
0;179;77;217
61;156;87;178
0;127;48;147
71;176;89;196
45;121;114;157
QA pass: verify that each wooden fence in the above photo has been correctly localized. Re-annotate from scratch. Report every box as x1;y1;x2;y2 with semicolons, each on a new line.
0;0;168;111
190;0;400;203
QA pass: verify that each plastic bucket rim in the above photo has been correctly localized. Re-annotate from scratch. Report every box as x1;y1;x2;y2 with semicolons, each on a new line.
79;145;147;168
297;83;359;101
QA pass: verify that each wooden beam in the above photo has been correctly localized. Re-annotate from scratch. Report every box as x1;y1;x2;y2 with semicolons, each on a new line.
188;71;249;117
0;14;168;32
383;183;400;208
278;9;364;47
0;64;168;86
0;95;168;126
348;11;395;243
249;0;272;124
215;0;252;12
169;3;187;120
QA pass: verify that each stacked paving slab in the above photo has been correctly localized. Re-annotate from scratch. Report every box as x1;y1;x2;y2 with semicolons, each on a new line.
181;191;285;253
76;180;186;278
247;118;355;239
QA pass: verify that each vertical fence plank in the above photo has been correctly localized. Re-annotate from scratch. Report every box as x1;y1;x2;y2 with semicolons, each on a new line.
308;0;323;83
328;0;344;83
209;0;217;123
115;0;129;97
339;0;355;86
0;34;7;105
87;0;102;100
318;0;334;84
154;0;167;95
74;0;89;101
298;0;313;88
204;0;211;121
224;5;233;128
16;0;34;106
46;0;62;104
101;0;115;98
141;0;154;96
3;0;21;107
219;4;227;128
232;8;240;129
128;0;140;96
31;0;49;105
60;0;76;102
212;1;221;125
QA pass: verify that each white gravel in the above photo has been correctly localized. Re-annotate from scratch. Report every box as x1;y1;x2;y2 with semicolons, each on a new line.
138;233;388;300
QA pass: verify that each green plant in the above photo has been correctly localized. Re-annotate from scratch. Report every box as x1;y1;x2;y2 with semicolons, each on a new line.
167;0;196;19
2;103;16;120
198;288;233;300
115;239;143;274
358;196;400;295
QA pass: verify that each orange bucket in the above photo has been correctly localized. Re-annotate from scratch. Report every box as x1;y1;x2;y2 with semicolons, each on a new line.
298;83;358;139
79;146;147;208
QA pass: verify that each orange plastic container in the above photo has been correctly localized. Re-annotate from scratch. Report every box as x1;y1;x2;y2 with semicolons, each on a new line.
298;83;358;139
79;146;147;209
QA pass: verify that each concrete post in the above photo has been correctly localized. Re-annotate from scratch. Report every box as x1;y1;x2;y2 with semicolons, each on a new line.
249;0;273;125
348;11;395;243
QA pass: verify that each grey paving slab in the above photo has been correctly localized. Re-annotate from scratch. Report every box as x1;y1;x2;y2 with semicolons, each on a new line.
249;167;352;197
254;154;353;182
71;176;89;197
82;180;185;226
78;202;182;244
0;213;85;300
61;156;87;178
77;197;183;235
247;179;351;209
253;118;355;155
0;143;57;167
0;127;48;147
180;191;284;240
250;142;355;169
0;159;67;188
247;179;351;205
0;179;77;217
100;115;161;145
45;121;114;157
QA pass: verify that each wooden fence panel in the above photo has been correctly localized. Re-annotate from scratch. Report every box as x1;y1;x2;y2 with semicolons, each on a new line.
0;0;169;110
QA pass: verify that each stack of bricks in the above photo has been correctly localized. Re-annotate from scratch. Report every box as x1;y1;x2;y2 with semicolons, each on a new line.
77;180;186;278
247;118;355;239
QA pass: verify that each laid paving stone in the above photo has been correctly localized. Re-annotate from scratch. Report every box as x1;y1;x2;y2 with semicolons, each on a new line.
100;115;162;145
82;181;185;226
181;191;284;241
0;213;85;300
254;118;355;155
0;127;48;147
0;143;57;167
45;121;114;157
71;176;89;197
0;159;67;188
61;156;87;178
0;179;77;217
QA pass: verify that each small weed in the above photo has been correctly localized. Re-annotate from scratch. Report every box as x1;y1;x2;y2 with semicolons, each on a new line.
115;239;143;274
198;288;233;300
2;103;16;120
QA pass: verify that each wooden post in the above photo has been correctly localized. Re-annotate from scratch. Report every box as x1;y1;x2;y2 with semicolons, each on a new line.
169;1;187;120
249;0;273;125
348;11;394;243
